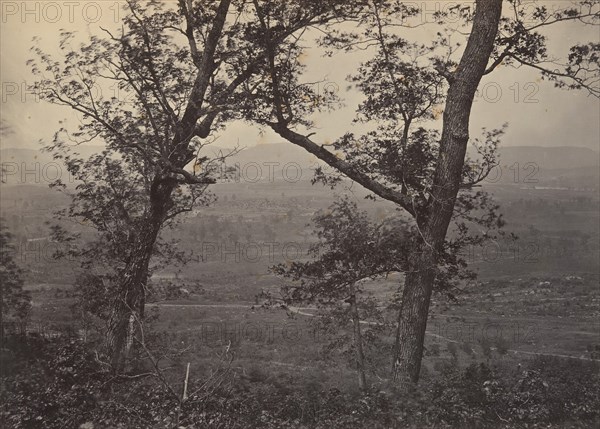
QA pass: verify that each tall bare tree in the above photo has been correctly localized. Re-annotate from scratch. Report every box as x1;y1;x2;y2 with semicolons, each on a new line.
242;0;599;382
30;0;360;371
31;0;236;370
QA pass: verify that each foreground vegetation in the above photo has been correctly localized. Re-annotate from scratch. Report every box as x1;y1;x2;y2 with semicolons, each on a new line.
1;333;599;429
2;191;598;427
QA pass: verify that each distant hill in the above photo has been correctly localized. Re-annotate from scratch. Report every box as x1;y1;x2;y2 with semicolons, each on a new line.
2;144;598;186
206;143;321;169
0;144;323;185
0;146;105;165
0;146;105;186
225;144;599;186
223;143;600;171
494;146;599;170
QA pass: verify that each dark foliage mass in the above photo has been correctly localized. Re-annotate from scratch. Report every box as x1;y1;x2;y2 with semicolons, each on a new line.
1;335;599;429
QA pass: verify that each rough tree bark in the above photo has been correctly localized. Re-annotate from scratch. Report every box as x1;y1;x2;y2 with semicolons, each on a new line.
106;179;176;371
105;233;155;371
104;0;232;371
391;0;503;383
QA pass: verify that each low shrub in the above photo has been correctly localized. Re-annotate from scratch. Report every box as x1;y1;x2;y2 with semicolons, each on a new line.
1;335;599;428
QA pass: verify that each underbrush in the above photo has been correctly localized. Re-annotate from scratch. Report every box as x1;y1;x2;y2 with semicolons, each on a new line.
1;335;598;428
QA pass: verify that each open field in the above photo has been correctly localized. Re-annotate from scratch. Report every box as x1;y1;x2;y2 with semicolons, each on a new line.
12;171;599;377
23;270;600;381
2;145;600;428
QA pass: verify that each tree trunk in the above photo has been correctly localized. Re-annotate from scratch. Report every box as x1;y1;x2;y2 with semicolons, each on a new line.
106;178;175;372
349;287;367;391
392;0;503;383
391;242;436;383
105;227;157;371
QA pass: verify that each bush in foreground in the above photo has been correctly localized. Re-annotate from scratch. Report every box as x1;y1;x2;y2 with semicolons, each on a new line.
1;336;599;428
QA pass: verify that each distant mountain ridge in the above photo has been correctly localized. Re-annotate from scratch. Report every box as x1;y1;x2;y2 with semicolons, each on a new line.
494;146;599;170
2;144;598;186
205;143;600;171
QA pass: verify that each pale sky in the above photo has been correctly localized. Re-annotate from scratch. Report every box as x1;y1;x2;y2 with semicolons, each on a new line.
1;0;599;152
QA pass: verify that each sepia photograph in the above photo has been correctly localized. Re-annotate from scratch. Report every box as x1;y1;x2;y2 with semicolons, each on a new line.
0;0;599;427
